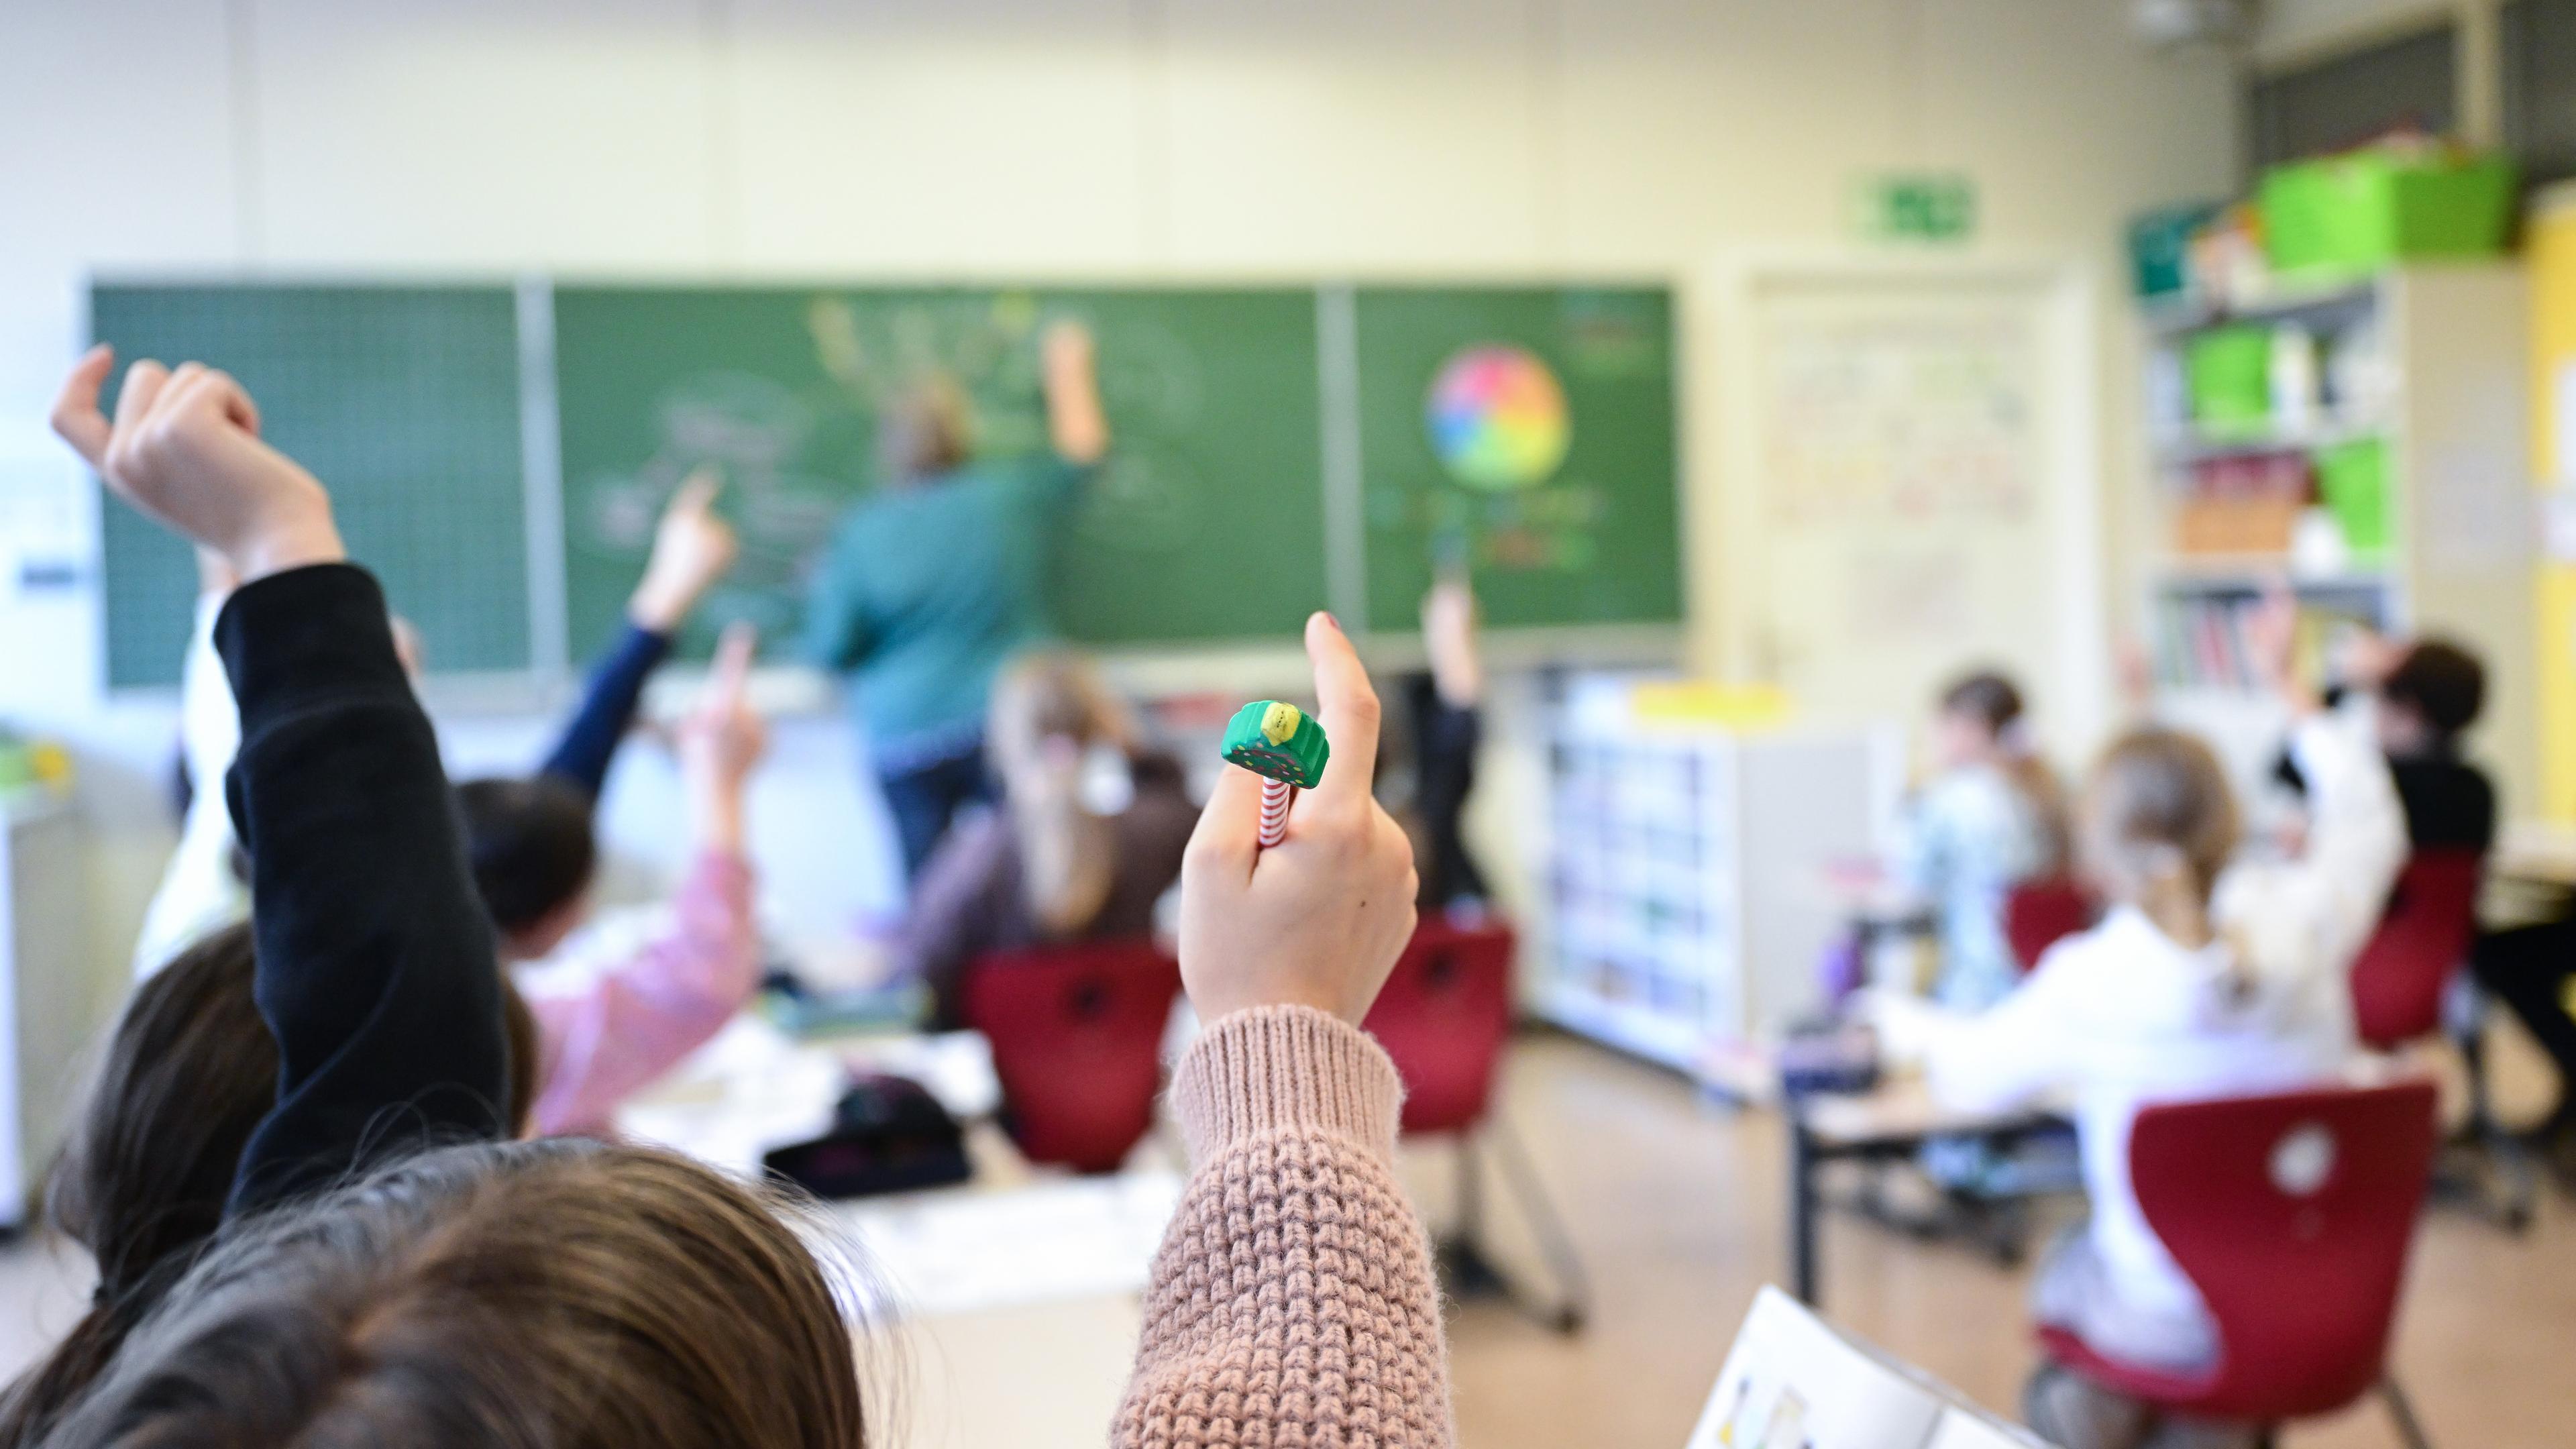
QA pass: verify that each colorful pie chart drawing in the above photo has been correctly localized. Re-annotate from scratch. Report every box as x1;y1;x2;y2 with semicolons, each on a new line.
1425;345;1572;490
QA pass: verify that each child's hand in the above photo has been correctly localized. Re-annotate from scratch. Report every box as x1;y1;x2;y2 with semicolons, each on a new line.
1179;612;1419;1026
629;469;739;632
1421;578;1483;707
52;345;343;582
1041;320;1095;384
679;623;767;790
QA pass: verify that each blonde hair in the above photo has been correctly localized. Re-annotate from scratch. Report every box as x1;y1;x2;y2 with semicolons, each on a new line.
2080;728;2240;949
875;374;972;483
988;652;1134;938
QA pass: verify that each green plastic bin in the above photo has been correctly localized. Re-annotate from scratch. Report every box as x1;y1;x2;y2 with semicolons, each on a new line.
2260;151;2515;276
2187;326;2274;430
2316;437;2392;556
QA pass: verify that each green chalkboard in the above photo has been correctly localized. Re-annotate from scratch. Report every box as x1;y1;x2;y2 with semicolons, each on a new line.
551;285;1330;661
1354;286;1682;631
91;284;527;688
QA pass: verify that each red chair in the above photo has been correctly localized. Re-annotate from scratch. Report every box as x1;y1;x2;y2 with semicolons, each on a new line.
2039;1079;2440;1448
1362;917;1589;1334
959;938;1181;1175
2347;849;2532;1230
2003;877;2096;973
2350;851;2483;1049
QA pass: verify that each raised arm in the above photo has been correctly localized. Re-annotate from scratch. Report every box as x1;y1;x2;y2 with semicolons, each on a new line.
53;345;509;1217
1041;320;1109;467
539;469;736;798
524;625;768;1135
1116;612;1454;1448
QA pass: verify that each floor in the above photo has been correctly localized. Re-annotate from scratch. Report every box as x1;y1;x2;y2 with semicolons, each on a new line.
0;1032;2568;1447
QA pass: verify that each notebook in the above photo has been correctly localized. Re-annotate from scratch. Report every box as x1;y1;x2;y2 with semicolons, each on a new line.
1688;1287;2055;1449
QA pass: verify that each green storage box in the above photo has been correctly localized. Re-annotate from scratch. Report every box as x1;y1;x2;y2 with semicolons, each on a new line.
2260;151;2515;276
2316;436;2392;556
2187;326;2274;429
2128;202;2223;300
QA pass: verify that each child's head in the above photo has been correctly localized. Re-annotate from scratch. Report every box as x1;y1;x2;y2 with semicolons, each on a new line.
7;924;536;1442
1933;669;2027;769
45;1140;865;1449
2377;637;2485;756
2078;728;2239;943
457;775;598;961
988;651;1129;784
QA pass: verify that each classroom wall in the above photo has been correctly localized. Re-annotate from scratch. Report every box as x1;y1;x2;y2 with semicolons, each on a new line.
0;0;2241;979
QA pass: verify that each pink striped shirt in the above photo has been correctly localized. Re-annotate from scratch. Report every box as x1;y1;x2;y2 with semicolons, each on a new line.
521;850;761;1137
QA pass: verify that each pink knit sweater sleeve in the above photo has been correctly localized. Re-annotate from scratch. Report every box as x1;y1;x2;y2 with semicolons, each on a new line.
1116;1005;1456;1448
525;849;761;1137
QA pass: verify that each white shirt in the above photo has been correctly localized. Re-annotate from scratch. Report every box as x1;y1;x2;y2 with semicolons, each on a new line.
1899;706;2406;1342
131;592;249;976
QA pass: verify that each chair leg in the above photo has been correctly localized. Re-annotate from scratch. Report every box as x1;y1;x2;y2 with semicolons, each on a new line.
1489;1118;1592;1334
2380;1377;2433;1449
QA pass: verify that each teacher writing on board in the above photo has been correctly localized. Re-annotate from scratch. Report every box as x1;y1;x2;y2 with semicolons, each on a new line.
804;321;1110;883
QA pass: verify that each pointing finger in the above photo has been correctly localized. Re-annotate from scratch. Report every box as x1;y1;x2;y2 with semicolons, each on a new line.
1303;611;1380;810
709;621;757;702
50;345;116;465
671;466;722;517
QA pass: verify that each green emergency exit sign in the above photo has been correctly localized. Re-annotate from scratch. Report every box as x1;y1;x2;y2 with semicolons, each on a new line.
1856;172;1977;242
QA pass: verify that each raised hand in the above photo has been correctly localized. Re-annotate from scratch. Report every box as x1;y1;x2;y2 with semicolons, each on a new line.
679;622;767;790
629;469;740;633
1179;612;1418;1025
52;345;343;582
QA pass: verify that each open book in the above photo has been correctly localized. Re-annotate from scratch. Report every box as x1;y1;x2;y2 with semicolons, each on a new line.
1688;1287;2056;1449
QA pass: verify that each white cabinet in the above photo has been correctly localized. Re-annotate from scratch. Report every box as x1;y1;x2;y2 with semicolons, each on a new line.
0;796;91;1228
1536;676;1897;1073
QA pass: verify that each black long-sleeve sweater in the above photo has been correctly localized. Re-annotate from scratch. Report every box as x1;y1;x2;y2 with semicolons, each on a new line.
217;564;511;1218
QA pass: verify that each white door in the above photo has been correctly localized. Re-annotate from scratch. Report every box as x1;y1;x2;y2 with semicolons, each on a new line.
1715;262;2105;755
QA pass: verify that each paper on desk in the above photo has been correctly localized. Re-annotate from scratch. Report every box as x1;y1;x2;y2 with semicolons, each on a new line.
1687;1287;2047;1449
827;1171;1183;1319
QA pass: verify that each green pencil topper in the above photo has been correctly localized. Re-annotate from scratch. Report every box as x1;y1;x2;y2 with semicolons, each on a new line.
1222;699;1330;847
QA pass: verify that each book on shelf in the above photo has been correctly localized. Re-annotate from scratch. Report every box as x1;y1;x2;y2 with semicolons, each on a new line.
1686;1287;2047;1449
2152;587;2385;692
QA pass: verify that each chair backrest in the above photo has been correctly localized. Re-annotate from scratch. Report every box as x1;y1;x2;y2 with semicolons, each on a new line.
1361;918;1515;1136
2127;1078;2440;1420
2348;849;2483;1049
959;937;1181;1174
2003;877;2096;973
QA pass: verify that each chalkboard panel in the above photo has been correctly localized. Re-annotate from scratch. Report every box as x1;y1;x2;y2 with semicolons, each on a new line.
1354;286;1682;631
550;285;1330;662
91;284;528;687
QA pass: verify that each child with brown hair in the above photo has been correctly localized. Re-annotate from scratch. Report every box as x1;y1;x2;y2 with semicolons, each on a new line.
29;345;1452;1448
1871;598;2406;1449
894;649;1197;1027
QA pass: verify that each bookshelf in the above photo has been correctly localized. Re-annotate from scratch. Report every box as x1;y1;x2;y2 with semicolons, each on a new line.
2139;265;2536;807
1537;676;1897;1072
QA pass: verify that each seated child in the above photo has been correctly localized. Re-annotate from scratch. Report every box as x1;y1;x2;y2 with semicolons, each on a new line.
128;470;766;1138
893;650;1196;1026
1872;613;2405;1449
2273;631;2494;853
1893;669;2070;1009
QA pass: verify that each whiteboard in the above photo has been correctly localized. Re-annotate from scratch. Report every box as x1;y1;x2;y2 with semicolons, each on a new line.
1709;258;2108;760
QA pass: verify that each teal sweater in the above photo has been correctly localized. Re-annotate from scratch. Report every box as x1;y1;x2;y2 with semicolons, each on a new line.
804;459;1086;765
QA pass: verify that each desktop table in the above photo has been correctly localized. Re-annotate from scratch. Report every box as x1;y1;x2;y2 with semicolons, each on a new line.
1782;1079;2065;1307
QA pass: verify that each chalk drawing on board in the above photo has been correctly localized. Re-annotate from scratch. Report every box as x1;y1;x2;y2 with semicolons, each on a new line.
1072;448;1203;555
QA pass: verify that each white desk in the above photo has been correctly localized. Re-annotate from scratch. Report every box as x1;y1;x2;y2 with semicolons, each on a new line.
617;1014;1182;1449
